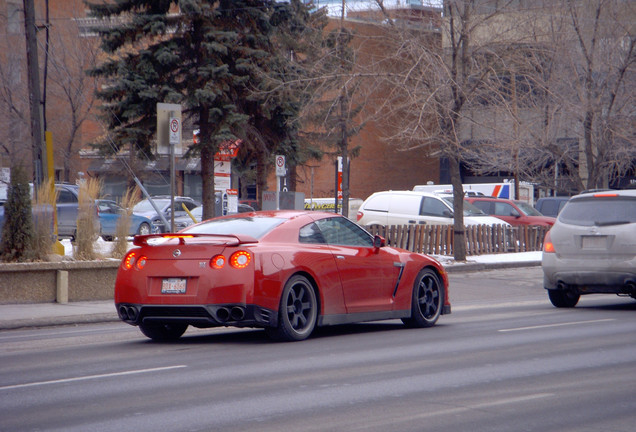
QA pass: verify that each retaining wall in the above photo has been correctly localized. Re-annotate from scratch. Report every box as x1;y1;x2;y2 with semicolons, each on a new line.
0;260;120;304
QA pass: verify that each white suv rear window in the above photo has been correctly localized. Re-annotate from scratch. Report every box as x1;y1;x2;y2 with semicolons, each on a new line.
559;196;636;226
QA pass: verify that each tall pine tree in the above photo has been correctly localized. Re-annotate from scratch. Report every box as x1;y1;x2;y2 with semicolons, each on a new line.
87;0;316;217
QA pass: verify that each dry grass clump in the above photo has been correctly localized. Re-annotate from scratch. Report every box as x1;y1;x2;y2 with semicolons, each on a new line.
112;187;141;259
32;179;58;260
75;178;102;260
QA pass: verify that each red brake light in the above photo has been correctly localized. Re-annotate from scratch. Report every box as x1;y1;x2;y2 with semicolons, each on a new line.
356;211;363;221
543;232;555;253
593;193;618;197
210;254;226;269
123;251;136;270
230;251;251;269
136;256;147;270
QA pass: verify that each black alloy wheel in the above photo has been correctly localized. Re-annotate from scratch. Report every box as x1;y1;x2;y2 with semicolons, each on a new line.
267;275;318;342
402;268;443;328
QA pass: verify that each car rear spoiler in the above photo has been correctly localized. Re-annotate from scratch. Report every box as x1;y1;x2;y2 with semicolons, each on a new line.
133;233;259;247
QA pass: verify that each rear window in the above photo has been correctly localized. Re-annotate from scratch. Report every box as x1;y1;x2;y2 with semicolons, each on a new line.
558;196;636;226
363;194;389;212
184;216;285;239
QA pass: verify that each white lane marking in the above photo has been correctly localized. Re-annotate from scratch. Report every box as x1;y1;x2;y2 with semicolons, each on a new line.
499;318;615;333
0;365;187;391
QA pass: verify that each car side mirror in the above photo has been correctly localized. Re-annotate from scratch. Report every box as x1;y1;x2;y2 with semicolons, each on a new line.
373;235;385;249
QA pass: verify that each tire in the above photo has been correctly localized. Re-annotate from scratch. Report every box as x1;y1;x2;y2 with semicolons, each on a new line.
139;322;188;341
137;222;151;236
402;268;443;328
266;275;318;342
548;289;580;308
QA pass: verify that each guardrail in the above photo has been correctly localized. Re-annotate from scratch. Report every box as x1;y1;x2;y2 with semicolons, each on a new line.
364;224;550;256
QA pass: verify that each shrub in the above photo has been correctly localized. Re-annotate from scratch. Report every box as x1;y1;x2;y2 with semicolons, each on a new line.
74;178;101;260
0;165;35;262
112;187;141;259
32;178;58;260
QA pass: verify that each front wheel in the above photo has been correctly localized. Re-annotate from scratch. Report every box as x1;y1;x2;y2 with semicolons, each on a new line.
266;275;318;342
548;289;579;308
139;322;188;341
402;268;443;328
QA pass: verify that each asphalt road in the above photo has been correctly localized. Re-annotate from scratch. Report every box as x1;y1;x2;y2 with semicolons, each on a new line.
1;267;635;432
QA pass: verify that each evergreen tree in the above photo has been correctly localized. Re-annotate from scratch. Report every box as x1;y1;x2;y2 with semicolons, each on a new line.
87;0;319;217
0;165;35;262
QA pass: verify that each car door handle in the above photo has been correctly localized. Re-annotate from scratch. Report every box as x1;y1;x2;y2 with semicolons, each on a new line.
336;255;345;260
408;220;416;224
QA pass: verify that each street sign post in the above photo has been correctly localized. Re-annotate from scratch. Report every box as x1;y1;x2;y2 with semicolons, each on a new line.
275;155;286;210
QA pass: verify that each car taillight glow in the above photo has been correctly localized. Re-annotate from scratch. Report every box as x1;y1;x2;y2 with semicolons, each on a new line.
123;251;137;270
210;254;226;269
230;251;251;269
136;256;147;269
543;232;555;253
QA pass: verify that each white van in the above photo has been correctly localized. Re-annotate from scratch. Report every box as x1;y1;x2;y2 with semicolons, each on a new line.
356;190;509;227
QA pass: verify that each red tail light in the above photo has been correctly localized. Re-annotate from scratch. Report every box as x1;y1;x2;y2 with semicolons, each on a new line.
136;256;147;269
356;211;363;221
543;231;555;253
230;251;251;269
123;251;137;270
210;254;226;269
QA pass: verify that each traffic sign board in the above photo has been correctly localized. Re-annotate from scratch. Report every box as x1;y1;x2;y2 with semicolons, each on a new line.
169;117;180;146
275;155;286;176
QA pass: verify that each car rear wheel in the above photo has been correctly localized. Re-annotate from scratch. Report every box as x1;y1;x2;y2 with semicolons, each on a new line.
139;322;188;341
402;268;443;328
137;222;151;236
266;275;318;342
548;289;580;308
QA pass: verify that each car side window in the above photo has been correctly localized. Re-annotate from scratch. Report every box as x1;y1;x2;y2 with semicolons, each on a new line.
494;202;515;216
57;189;76;203
299;222;327;244
420;197;450;217
315;217;373;247
472;201;491;213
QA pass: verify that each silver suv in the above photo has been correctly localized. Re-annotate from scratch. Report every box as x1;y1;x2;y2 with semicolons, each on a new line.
542;189;636;307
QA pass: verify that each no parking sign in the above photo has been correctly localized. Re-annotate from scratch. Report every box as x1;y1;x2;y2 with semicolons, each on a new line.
275;155;286;177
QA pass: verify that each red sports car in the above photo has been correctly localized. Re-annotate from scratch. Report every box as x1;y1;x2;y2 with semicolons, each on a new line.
115;210;451;341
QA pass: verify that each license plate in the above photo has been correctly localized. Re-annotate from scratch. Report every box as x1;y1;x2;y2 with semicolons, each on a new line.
582;236;606;249
161;278;187;294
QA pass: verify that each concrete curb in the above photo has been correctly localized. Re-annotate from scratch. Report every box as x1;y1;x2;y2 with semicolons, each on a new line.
1;314;119;331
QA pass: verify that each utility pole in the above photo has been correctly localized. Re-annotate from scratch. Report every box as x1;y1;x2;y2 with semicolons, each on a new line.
23;0;46;189
338;0;350;218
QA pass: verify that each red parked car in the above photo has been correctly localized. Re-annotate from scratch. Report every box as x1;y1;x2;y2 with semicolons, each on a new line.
115;210;451;341
465;197;555;227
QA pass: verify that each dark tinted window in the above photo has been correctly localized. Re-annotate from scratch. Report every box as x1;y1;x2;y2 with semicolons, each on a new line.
471;201;492;213
185;216;284;238
57;189;77;203
420;197;450;217
559;196;636;226
315;217;373;247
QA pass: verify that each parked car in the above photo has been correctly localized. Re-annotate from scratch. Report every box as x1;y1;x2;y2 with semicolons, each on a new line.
166;203;255;231
96;199;153;241
132;196;200;233
535;196;569;218
0;183;101;241
465;197;555;226
542;189;636;307
115;210;451;341
356;190;510;227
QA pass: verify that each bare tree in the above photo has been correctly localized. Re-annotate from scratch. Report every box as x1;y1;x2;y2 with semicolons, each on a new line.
373;0;529;260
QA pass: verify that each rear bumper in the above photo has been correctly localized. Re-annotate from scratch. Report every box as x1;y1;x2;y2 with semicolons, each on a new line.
116;303;277;328
542;255;636;294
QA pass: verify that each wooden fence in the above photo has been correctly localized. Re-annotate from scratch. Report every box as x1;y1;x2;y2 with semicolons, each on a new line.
364;224;550;256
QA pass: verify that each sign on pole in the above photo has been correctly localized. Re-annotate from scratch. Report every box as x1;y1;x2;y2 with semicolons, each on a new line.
156;103;182;155
169;117;180;146
275;155;286;177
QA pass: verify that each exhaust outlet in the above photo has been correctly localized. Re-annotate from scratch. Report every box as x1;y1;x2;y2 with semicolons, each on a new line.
126;306;138;321
216;307;230;322
557;281;567;291
118;306;129;320
230;306;245;321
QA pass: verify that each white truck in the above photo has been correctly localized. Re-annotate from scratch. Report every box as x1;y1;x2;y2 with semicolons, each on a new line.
413;182;534;205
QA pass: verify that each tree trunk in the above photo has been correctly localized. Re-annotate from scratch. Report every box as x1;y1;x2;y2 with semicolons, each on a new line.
449;154;466;261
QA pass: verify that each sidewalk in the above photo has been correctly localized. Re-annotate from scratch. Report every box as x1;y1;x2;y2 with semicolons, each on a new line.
0;252;541;331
